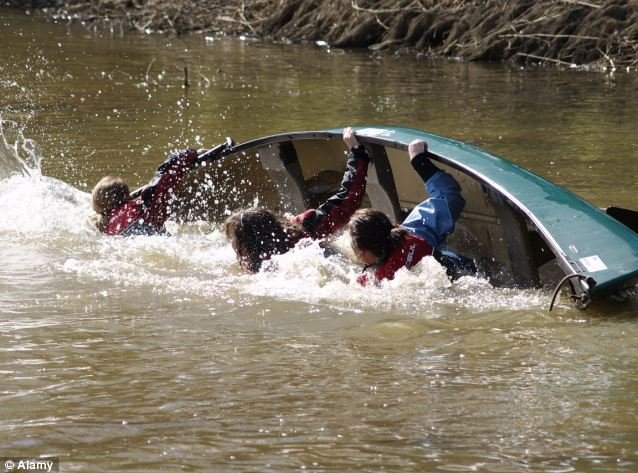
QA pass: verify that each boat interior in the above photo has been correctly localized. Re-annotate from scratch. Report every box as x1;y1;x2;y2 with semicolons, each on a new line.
175;134;570;291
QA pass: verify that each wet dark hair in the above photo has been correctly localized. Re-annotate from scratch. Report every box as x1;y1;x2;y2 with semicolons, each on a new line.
348;208;408;260
224;207;302;272
92;176;131;232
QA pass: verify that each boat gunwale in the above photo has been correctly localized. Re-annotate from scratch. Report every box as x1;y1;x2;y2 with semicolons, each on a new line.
220;127;638;295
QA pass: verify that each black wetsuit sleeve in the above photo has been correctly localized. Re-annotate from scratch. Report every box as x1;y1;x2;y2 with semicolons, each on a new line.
411;152;439;183
298;146;370;238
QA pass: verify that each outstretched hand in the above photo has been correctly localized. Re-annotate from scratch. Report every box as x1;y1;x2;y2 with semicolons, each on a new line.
408;139;428;161
343;127;361;150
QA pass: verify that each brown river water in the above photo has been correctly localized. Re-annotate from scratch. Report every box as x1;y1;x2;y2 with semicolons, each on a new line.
1;7;638;473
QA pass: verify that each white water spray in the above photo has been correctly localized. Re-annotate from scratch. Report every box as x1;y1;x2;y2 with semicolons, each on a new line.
0;117;40;178
0;117;93;236
0;118;547;315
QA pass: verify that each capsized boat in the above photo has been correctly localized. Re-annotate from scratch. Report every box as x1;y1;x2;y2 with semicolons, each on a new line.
179;126;638;309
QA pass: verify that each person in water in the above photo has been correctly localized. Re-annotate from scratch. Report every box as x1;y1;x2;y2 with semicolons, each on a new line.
225;127;370;272
348;139;476;284
92;148;198;235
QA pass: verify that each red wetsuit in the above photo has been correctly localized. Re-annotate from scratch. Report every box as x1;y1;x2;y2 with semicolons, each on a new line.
290;145;370;241
103;149;198;236
366;234;434;283
358;154;471;285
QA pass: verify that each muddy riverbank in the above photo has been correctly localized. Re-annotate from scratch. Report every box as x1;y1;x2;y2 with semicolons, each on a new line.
7;0;638;70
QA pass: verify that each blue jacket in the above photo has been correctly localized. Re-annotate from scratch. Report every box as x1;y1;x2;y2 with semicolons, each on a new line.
401;169;464;248
360;154;475;284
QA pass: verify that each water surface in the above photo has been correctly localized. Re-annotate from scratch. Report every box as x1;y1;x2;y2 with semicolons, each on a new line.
1;7;638;472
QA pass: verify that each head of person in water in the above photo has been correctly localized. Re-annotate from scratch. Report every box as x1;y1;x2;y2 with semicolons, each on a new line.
91;175;131;232
224;207;302;272
348;208;408;266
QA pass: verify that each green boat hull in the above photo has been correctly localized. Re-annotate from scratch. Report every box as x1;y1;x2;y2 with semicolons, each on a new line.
181;126;638;308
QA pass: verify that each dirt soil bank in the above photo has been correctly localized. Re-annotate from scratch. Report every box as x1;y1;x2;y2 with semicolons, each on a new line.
11;0;638;70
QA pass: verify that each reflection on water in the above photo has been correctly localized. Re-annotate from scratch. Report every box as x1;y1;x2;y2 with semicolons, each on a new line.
2;6;638;473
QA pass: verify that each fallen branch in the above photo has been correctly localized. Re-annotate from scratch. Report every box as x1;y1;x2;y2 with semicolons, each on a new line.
597;47;616;70
351;0;415;14
515;52;577;67
145;57;157;85
215;15;262;31
238;0;258;34
199;72;211;88
500;33;600;41
511;12;565;27
183;66;190;88
558;0;602;8
410;0;429;12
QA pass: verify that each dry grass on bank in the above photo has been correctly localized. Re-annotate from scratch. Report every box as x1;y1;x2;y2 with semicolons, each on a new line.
13;0;638;70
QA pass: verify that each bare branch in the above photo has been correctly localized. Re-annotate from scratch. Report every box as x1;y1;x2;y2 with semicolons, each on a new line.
515;52;577;67
558;0;602;8
500;33;601;41
350;0;411;14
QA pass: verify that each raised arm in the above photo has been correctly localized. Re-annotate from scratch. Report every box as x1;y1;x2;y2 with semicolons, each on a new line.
402;139;465;248
140;148;199;227
292;127;370;238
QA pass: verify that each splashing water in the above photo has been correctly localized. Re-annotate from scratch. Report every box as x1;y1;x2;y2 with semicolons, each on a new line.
0;118;92;237
0;117;40;178
242;237;547;315
60;226;549;316
0;118;549;316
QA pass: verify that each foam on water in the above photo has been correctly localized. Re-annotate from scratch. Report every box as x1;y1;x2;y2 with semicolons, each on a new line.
61;229;548;316
242;238;547;315
62;228;239;298
0;174;93;236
